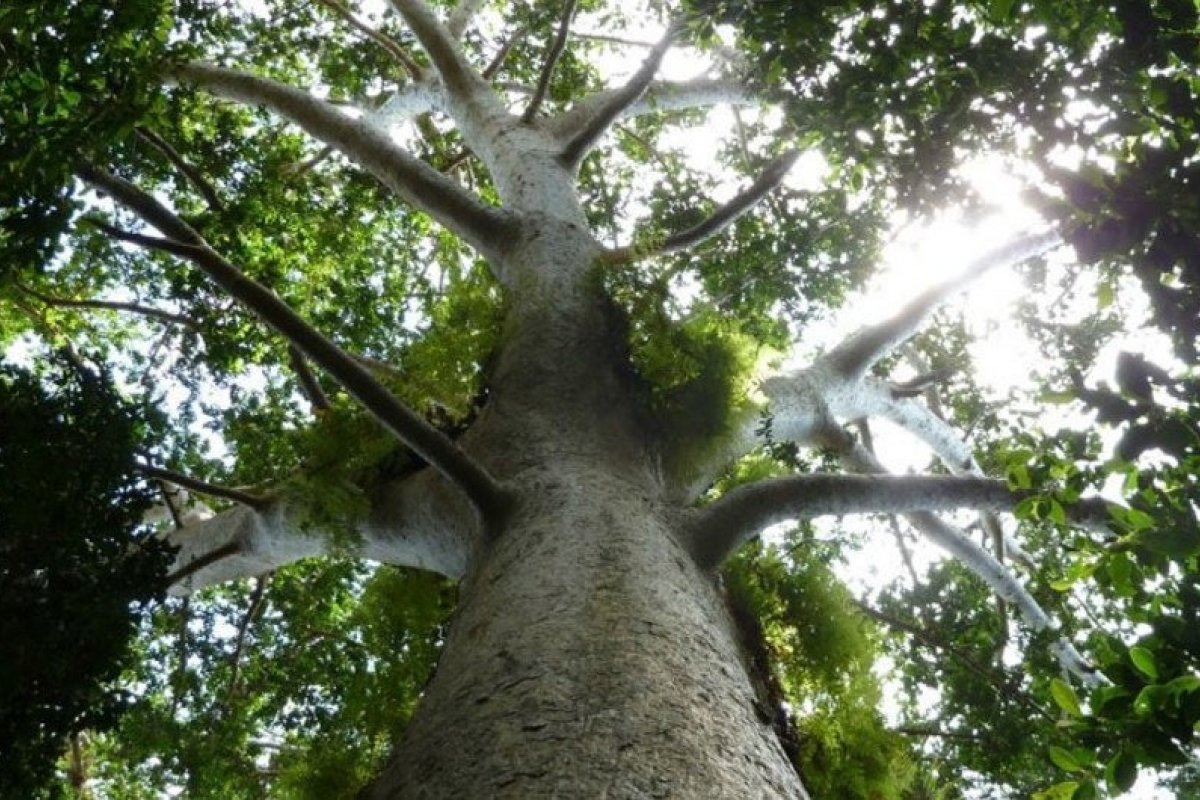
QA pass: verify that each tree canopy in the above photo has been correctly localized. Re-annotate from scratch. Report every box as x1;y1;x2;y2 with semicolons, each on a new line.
1;0;1198;797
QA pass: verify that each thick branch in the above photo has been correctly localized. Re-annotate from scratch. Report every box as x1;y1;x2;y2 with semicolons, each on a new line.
168;62;513;257
164;469;475;595
389;0;485;102
137;464;270;510
522;0;578;123
135;127;225;211
558;24;678;168
823;231;1062;380
605;150;799;264
18;282;200;330
688;474;1026;569
315;0;422;79
84;165;509;524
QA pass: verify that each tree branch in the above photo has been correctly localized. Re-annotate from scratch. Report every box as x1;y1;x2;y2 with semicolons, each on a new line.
550;77;749;142
389;0;486;103
134;126;225;212
483;28;527;81
17;281;200;331
522;0;578;123
558;23;678;169
838;443;1103;685
446;0;486;39
226;574;271;702
137;463;270;510
315;0;423;80
687;473;1027;569
82;165;510;525
167;62;514;257
289;345;331;413
823;230;1062;380
604;150;799;264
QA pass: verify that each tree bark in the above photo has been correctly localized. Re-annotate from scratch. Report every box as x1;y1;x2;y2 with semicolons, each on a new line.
363;455;805;798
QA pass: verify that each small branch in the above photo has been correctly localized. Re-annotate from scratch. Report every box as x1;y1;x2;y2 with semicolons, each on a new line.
165;541;242;586
19;281;200;331
522;0;578;123
558;23;679;169
483;28;527;81
688;473;1027;570
227;574;271;702
823;231;1062;380
289;345;331;413
134;126;225;212
137;463;271;510
605;150;799;265
315;0;422;80
891;725;983;742
83;165;509;524
550;77;749;143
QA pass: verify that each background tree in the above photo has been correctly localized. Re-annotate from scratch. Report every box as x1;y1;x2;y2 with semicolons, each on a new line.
1;0;1197;797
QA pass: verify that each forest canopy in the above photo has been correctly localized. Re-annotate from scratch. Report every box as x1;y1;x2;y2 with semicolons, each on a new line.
1;0;1198;797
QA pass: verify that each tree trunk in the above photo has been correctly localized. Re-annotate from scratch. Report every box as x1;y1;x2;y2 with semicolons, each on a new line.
362;221;808;797
363;459;805;798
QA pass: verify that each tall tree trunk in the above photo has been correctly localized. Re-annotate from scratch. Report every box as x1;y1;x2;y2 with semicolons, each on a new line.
364;459;804;798
363;226;808;797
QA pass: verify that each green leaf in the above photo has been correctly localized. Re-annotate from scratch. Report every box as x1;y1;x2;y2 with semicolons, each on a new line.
1051;678;1083;717
1033;780;1080;799
1105;751;1138;793
1129;646;1158;680
1049;745;1082;772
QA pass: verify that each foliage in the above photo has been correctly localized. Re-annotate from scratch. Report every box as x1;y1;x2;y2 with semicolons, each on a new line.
0;359;173;797
2;0;1199;795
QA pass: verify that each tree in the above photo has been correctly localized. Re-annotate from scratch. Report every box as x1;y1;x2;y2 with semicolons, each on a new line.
1;0;1197;797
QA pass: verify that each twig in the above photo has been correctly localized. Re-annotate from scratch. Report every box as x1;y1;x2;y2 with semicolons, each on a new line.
315;0;422;80
289;345;331;413
857;601;1053;721
483;27;527;81
227;574;271;702
604;150;799;264
165;541;242;587
135;126;225;211
19;281;201;330
522;0;578;123
136;463;270;510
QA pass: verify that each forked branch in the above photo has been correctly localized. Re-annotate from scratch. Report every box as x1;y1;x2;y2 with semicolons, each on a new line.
558;23;679;168
82;164;510;524
389;0;486;102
